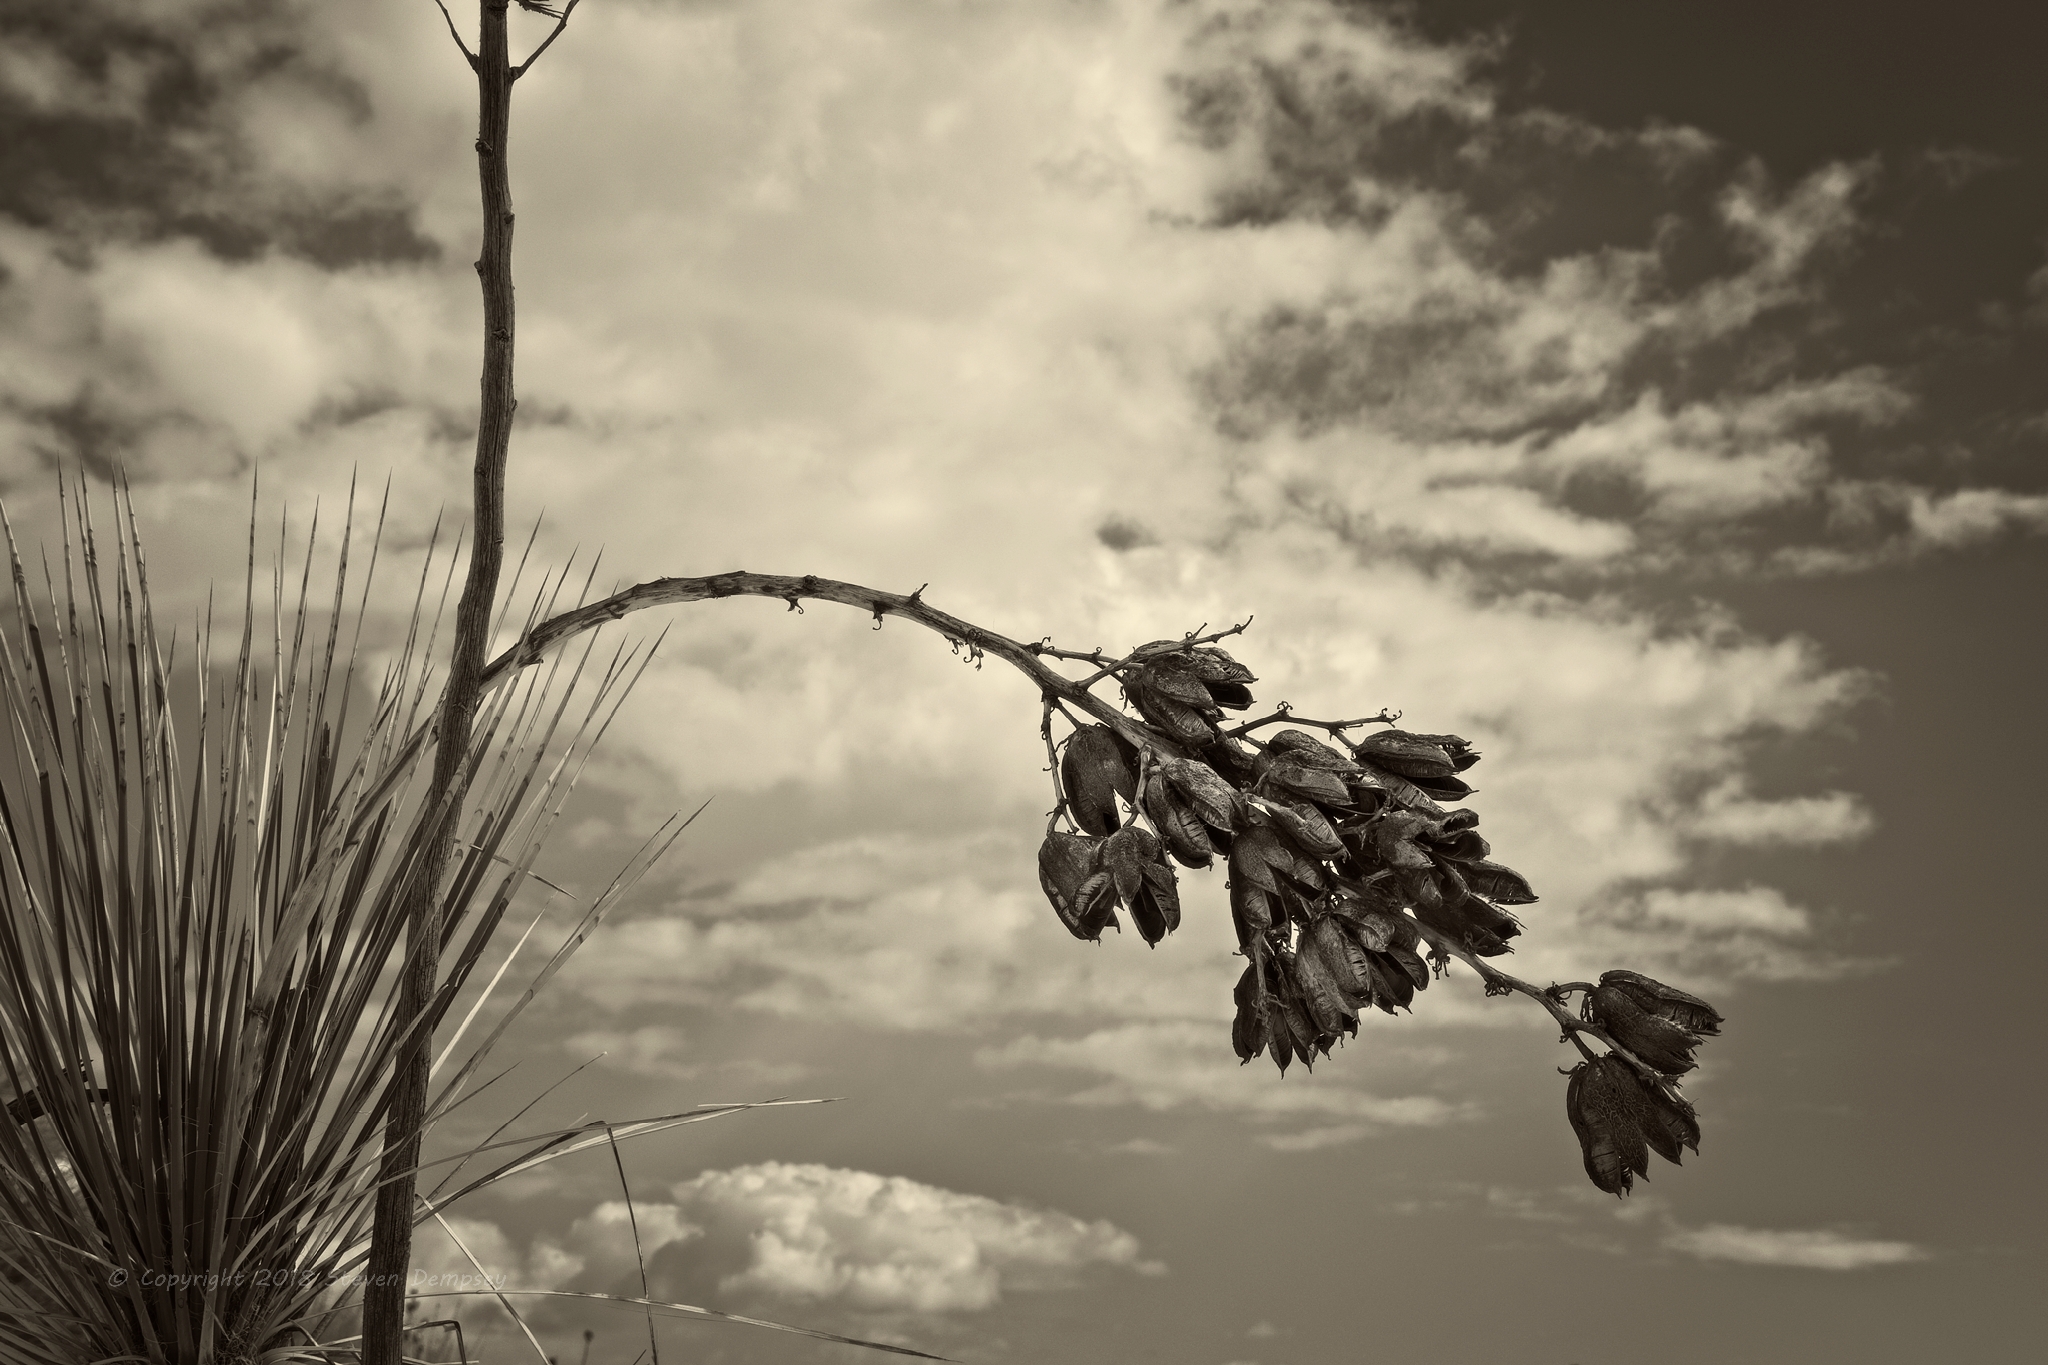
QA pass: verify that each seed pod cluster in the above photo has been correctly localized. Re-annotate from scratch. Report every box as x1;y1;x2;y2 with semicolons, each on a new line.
1562;970;1723;1193
1028;636;1719;1192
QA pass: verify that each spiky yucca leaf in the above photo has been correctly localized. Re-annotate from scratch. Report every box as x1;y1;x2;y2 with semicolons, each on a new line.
0;483;683;1365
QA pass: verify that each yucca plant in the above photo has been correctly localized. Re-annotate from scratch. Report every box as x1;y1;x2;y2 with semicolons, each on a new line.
0;485;937;1364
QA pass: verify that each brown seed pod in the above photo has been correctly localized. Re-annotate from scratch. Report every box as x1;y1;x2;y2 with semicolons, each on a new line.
1143;777;1217;869
1354;730;1459;779
1098;826;1153;900
1158;754;1242;833
1293;920;1360;1038
1229;877;1276;949
1411;773;1474;802
1458;858;1538;905
1061;725;1136;836
1405;732;1481;772
1565;1055;1655;1196
1261;757;1354;807
1430;827;1491;862
1352;758;1446;816
1124;659;1219;744
1268;729;1362;773
1250;793;1345;858
1565;1056;1698;1196
1181;645;1257;710
1231;959;1270;1063
1585;985;1701;1076
1598;969;1724;1036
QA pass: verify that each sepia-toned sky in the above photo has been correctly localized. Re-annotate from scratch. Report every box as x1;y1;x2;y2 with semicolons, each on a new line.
3;2;2043;1362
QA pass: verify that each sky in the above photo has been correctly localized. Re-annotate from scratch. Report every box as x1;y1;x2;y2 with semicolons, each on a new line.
2;1;2044;1362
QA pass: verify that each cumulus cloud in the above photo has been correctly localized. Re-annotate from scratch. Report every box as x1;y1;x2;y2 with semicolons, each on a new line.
415;1164;1158;1316
1681;779;1874;846
1663;1224;1929;1270
662;1163;1161;1311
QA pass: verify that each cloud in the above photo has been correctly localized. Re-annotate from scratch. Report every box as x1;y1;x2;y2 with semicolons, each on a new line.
978;1021;1462;1145
664;1163;1158;1313
414;1163;1159;1316
1573;885;1879;990
1681;780;1874;846
1663;1224;1930;1270
1901;487;2048;548
1397;1183;1931;1271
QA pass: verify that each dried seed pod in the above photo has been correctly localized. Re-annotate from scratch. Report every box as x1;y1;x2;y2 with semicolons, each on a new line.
1412;887;1520;957
1100;826;1182;945
1125;659;1219;744
1293;919;1360;1037
1264;988;1298;1075
1158;754;1242;833
1411;773;1474;802
1565;1056;1698;1196
1341;766;1390;817
1566;1055;1654;1196
1101;826;1158;904
1641;1086;1703;1164
1198;735;1259;788
1457;858;1538;905
1231;959;1270;1063
1250;793;1344;858
1274;966;1325;1067
1381;941;1431;993
1437;807;1481;834
1229;822;1323;897
1182;645;1257;710
1268;729;1362;773
1598;970;1724;1036
1353;758;1446;816
1405;732;1481;772
1585;985;1701;1076
1228;826;1283;896
1142;777;1217;869
1261;757;1354;807
1363;950;1415;1012
1380;833;1435;872
1139;861;1182;938
1038;832;1113;940
1061;725;1136;836
1354;730;1459;779
1430;827;1491;862
1229;876;1276;949
1340;903;1397;951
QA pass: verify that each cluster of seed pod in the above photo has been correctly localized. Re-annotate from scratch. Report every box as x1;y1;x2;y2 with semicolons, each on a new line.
1036;641;1537;1059
1563;971;1725;1194
1032;636;1726;1194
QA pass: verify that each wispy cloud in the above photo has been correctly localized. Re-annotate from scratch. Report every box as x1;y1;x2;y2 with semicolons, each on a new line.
1663;1223;1930;1270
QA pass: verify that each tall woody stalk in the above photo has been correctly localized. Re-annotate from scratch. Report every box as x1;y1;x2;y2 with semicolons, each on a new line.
361;3;525;1360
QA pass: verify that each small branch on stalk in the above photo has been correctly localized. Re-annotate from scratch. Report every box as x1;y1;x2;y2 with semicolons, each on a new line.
1405;921;1685;1097
513;0;583;79
1223;706;1401;742
1075;617;1253;689
431;0;479;69
1029;639;1112;667
1040;696;1068;835
1026;618;1253;685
